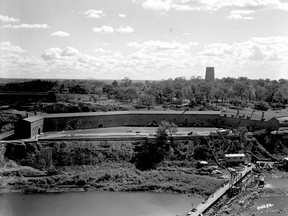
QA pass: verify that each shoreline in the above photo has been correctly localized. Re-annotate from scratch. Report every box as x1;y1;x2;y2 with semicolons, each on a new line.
0;163;222;197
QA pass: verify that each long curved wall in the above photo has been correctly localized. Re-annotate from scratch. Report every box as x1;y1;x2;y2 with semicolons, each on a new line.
16;110;280;139
43;111;221;132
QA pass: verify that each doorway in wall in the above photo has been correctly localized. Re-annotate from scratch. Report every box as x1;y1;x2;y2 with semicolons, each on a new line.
98;119;103;127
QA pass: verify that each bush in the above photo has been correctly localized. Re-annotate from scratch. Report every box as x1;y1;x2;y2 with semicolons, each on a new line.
254;101;269;111
230;99;247;108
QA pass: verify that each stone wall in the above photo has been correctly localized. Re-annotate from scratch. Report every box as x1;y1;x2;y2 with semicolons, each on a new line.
15;111;281;139
43;112;221;132
218;116;279;131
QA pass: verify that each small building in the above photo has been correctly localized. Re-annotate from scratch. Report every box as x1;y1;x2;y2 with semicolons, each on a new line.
15;115;44;139
224;153;246;166
197;160;208;168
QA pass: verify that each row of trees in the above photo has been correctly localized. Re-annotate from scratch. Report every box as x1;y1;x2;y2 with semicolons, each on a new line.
1;77;288;108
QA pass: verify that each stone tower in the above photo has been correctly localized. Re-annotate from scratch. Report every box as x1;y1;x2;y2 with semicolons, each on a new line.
205;67;215;81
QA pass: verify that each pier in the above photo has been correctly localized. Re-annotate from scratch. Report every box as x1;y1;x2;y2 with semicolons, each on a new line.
189;166;253;216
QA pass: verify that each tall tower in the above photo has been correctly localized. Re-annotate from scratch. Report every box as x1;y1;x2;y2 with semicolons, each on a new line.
205;67;215;81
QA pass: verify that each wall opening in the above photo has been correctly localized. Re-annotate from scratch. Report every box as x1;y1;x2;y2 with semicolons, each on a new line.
98;119;103;128
38;128;41;135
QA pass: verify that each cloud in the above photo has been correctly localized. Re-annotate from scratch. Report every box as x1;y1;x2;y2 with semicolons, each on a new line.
199;37;288;61
50;31;70;37
116;26;134;33
0;42;37;78
41;47;82;61
92;26;134;34
93;25;114;33
0;14;20;22
134;0;288;12
119;13;127;18
0;41;26;58
0;23;51;29
128;40;198;53
141;0;171;12
2;38;288;80
82;9;106;18
227;10;255;20
94;48;112;54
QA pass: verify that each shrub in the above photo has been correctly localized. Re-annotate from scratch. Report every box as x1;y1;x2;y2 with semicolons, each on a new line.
254;101;269;111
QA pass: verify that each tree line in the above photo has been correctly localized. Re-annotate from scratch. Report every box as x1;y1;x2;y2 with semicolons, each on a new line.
1;76;288;109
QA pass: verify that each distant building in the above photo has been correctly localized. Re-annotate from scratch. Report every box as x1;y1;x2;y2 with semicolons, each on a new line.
224;153;246;166
205;67;215;81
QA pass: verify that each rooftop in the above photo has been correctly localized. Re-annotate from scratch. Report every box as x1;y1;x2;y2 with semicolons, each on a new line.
23;115;44;123
44;110;222;118
276;116;288;123
224;153;245;158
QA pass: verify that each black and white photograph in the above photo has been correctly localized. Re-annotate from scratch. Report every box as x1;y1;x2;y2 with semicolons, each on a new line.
1;0;288;215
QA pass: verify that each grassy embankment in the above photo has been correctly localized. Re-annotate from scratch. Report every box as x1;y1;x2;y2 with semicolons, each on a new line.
0;139;226;196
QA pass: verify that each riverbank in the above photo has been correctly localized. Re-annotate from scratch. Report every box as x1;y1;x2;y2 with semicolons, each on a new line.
0;161;226;197
1;129;288;202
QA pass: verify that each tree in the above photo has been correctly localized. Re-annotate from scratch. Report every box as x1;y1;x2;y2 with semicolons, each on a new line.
102;84;115;98
232;81;247;100
121;77;132;87
156;121;178;144
139;94;155;109
255;86;266;101
274;85;288;105
199;81;214;100
112;80;118;87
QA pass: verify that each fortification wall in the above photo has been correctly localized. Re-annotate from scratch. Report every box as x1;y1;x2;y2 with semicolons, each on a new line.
43;112;221;132
16;111;281;139
218;117;279;131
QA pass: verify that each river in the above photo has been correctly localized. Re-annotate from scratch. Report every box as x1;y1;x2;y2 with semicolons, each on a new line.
252;177;288;216
0;191;202;216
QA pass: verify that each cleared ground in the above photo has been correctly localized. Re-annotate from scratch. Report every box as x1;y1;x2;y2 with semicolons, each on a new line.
40;126;217;139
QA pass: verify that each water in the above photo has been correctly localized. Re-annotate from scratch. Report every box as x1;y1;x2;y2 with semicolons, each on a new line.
0;191;202;216
253;196;288;216
266;177;288;189
252;178;288;216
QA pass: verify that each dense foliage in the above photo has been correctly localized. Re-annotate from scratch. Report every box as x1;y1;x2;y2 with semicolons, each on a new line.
1;77;288;109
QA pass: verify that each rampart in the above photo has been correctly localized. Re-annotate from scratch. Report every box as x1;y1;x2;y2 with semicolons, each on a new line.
218;116;279;131
16;111;221;138
15;110;280;139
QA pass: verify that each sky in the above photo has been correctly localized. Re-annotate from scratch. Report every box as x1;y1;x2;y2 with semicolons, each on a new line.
0;0;288;80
